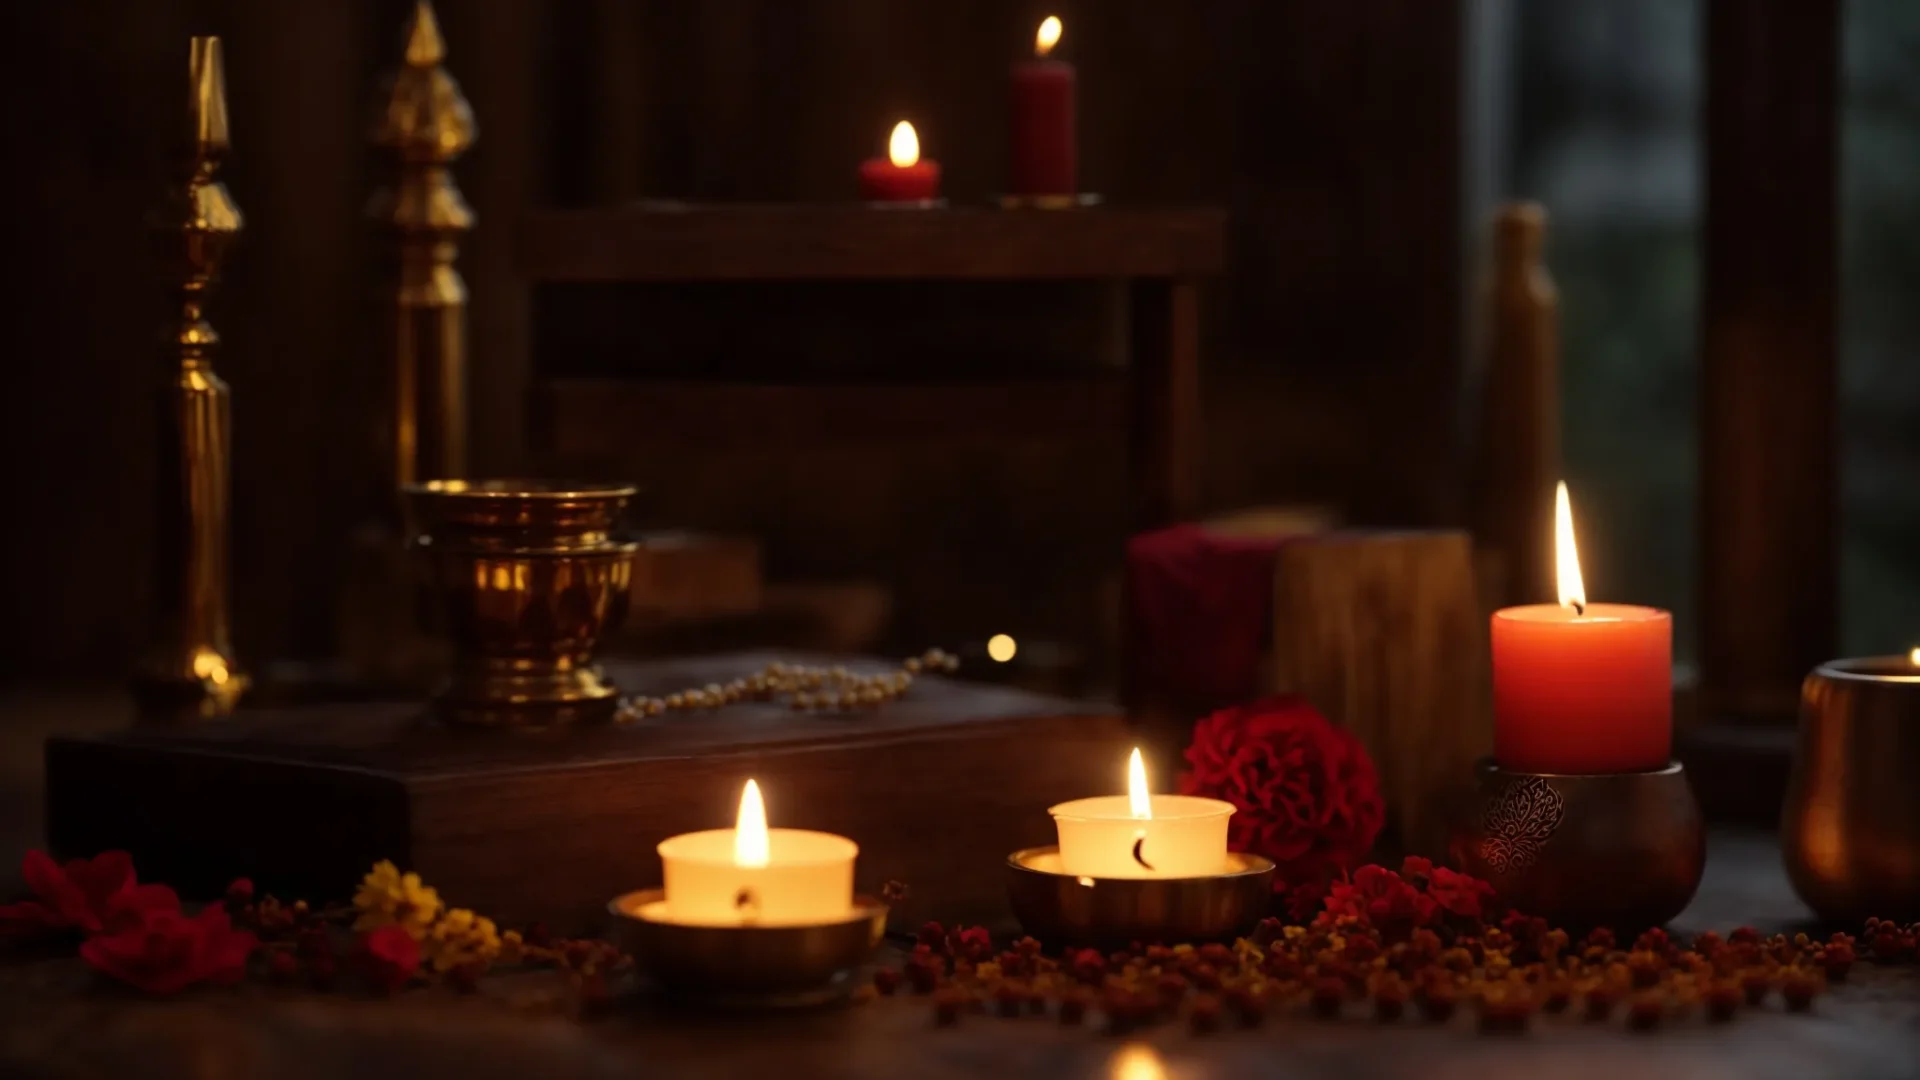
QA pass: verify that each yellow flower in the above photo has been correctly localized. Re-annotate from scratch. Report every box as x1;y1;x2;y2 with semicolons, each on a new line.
498;929;525;966
424;907;501;972
352;861;442;940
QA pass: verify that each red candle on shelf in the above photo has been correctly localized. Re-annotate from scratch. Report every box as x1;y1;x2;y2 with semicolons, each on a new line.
1491;482;1673;774
1008;15;1076;196
858;120;941;203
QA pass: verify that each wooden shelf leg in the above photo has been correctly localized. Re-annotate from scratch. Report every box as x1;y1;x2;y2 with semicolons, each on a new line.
1129;278;1201;528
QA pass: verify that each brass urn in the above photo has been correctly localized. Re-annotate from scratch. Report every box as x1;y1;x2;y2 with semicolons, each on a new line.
404;480;638;728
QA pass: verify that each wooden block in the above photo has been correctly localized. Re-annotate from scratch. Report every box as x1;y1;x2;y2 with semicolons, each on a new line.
45;652;1127;934
628;531;762;619
1266;531;1489;855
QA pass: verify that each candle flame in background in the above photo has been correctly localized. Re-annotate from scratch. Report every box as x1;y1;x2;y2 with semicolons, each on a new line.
987;633;1018;662
1107;1044;1166;1080
1127;747;1152;819
734;779;770;868
1910;646;1920;666
1555;480;1587;613
888;121;920;168
1035;15;1062;57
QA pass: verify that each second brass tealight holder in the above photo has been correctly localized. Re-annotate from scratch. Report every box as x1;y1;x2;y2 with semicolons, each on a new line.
1783;656;1920;922
1004;848;1276;948
403;479;638;728
1449;758;1705;929
608;891;889;1009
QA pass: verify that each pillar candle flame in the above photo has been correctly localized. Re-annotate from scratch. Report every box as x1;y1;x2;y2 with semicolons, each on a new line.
1127;747;1152;819
734;779;769;868
1909;646;1919;666
1555;481;1587;613
1035;15;1062;57
888;121;920;168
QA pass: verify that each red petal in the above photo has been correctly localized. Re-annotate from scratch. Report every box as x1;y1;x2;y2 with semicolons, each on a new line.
0;901;58;936
64;852;135;906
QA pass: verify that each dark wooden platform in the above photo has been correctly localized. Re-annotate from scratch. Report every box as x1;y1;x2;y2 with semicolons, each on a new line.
42;653;1128;933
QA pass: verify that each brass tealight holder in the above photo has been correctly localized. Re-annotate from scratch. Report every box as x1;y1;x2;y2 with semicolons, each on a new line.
608;891;888;1009
1783;656;1920;922
403;480;638;728
1004;847;1276;948
1448;758;1705;929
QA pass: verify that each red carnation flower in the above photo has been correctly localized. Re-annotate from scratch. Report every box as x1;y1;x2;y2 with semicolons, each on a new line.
0;850;179;938
1179;695;1385;886
354;925;421;994
80;906;256;995
1325;865;1436;939
1428;866;1496;920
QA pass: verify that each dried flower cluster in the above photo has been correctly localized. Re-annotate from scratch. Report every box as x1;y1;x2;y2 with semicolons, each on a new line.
875;859;1916;1037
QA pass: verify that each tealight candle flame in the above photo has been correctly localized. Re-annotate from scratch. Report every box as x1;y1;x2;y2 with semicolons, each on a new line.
1910;646;1919;666
1555;480;1587;615
888;121;920;168
1127;747;1151;820
1035;15;1062;57
734;779;769;868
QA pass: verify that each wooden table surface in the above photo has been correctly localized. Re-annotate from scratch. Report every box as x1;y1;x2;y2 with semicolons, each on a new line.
3;689;1918;1080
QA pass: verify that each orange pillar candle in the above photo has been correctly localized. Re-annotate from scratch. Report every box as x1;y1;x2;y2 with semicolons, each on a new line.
1491;482;1673;774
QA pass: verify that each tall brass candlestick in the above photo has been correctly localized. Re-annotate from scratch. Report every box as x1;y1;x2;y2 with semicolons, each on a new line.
371;0;474;492
137;36;247;718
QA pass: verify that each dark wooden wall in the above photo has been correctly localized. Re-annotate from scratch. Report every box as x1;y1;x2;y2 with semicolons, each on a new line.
1;0;1462;679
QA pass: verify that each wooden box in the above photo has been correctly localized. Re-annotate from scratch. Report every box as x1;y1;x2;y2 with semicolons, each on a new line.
45;653;1127;933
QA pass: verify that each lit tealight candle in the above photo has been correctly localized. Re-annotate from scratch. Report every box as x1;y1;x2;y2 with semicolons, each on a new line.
656;779;858;926
1049;748;1233;878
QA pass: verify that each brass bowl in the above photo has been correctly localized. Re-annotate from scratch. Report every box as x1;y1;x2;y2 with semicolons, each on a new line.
403;480;639;728
1784;658;1920;922
608;890;888;1009
1004;847;1276;947
1448;758;1704;929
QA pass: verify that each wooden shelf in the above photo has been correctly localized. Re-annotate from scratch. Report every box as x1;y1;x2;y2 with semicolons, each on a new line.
530;376;1129;457
518;203;1227;283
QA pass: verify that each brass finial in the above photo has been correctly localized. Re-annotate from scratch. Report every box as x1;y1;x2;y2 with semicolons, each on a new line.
137;35;248;720
371;0;475;494
188;36;230;157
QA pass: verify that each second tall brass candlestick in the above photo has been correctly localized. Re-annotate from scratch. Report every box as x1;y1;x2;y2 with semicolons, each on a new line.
136;36;247;719
371;0;475;493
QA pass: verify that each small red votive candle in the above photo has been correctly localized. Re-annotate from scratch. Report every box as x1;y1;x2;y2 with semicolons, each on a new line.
1491;482;1673;775
1008;16;1076;196
859;120;941;203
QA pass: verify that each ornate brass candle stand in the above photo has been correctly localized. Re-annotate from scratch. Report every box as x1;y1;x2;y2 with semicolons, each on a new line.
404;481;638;728
1449;759;1705;929
134;36;247;720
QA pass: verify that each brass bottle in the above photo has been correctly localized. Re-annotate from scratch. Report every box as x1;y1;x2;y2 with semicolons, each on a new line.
136;37;248;719
1472;203;1561;608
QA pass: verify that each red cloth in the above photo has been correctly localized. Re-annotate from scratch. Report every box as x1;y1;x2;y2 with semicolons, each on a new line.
1123;524;1292;711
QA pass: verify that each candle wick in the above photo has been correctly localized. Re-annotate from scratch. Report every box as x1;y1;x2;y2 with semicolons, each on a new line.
1572;600;1585;616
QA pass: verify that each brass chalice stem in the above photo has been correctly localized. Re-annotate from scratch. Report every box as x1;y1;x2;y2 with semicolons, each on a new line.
136;36;247;718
